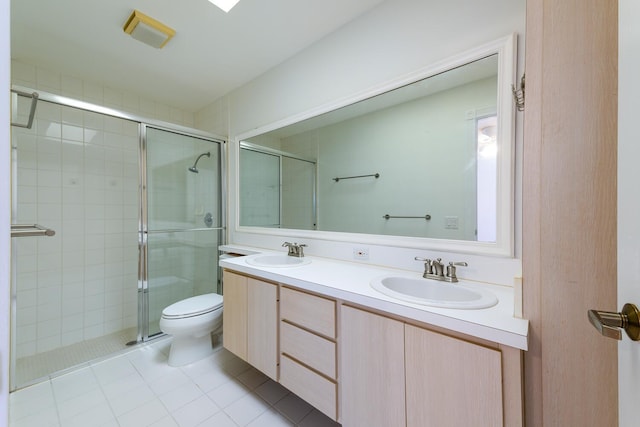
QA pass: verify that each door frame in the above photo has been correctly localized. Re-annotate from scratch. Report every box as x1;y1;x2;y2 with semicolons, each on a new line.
617;0;640;424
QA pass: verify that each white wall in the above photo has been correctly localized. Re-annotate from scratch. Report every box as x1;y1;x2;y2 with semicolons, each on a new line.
2;0;11;423
226;0;525;135
204;0;525;285
12;60;196;128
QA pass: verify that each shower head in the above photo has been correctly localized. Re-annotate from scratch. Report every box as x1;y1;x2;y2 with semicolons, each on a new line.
188;151;211;173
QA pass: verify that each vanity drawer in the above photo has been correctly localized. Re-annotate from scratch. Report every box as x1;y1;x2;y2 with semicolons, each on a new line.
280;320;336;379
280;354;337;421
280;287;336;338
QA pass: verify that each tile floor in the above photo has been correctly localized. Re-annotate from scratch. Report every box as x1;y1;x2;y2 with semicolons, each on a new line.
16;327;137;388
9;338;341;427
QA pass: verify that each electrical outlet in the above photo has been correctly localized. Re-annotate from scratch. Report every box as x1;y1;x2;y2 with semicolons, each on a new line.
353;247;370;260
445;216;459;230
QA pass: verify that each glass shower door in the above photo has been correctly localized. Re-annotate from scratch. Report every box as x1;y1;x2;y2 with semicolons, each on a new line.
281;156;316;230
143;127;222;338
239;148;280;227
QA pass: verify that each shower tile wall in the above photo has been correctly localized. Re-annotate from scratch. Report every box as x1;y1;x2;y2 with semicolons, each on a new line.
13;101;138;358
11;60;197;359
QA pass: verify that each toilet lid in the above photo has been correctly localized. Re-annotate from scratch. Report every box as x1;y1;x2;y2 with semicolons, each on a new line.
162;293;223;319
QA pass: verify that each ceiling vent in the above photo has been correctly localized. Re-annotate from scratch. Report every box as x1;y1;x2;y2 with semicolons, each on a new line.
123;10;175;49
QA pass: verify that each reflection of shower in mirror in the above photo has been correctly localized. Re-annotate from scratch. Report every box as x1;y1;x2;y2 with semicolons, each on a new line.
188;152;211;173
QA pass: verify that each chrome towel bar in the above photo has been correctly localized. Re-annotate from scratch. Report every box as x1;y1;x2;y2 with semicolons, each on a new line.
333;173;379;182
383;214;431;220
10;89;39;129
11;224;56;238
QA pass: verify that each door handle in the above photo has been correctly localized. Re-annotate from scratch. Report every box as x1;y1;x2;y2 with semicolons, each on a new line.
587;303;640;341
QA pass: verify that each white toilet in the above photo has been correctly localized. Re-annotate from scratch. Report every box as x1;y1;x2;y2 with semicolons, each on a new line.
159;293;224;367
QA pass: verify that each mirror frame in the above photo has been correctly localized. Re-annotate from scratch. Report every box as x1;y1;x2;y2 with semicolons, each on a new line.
232;34;517;257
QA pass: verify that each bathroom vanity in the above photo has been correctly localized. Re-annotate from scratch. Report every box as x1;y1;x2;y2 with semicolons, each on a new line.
219;251;528;427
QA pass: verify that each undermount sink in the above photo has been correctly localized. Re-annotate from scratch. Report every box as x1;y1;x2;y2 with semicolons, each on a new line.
246;254;312;268
370;276;498;309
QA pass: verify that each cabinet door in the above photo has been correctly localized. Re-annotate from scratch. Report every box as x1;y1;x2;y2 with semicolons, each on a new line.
247;278;278;380
222;271;247;360
405;324;503;427
341;306;406;427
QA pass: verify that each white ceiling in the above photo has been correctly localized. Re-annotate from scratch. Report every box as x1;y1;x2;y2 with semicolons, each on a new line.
10;0;384;112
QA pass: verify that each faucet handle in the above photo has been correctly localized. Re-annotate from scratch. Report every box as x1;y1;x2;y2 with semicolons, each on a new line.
283;242;297;256
450;261;468;267
414;257;433;276
414;257;432;268
446;261;468;282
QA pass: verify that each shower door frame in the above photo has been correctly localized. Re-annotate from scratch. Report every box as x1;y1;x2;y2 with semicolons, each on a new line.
9;85;226;389
139;124;226;341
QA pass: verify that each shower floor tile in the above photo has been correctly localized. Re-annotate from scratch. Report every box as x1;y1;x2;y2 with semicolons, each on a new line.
15;327;137;388
9;338;340;427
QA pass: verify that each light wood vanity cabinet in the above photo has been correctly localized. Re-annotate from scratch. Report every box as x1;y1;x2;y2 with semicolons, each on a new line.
279;287;338;421
341;305;521;427
222;270;278;380
222;271;339;421
223;270;522;426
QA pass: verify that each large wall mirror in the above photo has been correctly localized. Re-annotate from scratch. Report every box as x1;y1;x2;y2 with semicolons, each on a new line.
235;35;517;257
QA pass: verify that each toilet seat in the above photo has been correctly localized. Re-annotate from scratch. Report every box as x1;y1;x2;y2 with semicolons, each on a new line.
162;293;223;319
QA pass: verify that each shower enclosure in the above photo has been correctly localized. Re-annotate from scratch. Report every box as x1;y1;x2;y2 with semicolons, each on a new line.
239;142;316;230
9;88;224;389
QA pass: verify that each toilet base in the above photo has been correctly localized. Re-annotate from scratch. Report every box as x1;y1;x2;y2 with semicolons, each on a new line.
167;334;215;367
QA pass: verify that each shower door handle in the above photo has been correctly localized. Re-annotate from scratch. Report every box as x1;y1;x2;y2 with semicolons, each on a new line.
10;224;55;237
204;213;213;227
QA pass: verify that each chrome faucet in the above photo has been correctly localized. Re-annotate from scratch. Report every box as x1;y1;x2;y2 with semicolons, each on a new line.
414;257;467;283
282;242;307;257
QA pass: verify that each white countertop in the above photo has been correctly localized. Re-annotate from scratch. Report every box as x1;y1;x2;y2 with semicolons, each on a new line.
219;246;529;350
